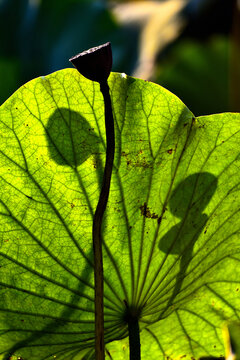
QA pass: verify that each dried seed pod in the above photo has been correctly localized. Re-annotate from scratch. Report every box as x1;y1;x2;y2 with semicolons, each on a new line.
69;42;112;83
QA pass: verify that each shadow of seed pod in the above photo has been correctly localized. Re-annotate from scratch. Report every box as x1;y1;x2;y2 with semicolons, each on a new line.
169;172;218;219
46;107;100;167
158;172;218;317
159;172;218;254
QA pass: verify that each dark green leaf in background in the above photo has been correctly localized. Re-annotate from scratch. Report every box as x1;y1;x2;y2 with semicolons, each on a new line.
156;36;230;116
0;0;120;105
0;69;240;359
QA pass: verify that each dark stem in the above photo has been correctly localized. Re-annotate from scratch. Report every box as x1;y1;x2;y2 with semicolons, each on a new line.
92;80;115;360
124;302;141;360
128;317;141;360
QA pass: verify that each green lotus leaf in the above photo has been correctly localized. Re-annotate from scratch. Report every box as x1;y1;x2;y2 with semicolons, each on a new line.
0;69;240;359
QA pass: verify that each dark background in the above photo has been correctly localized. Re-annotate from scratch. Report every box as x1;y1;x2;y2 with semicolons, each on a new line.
0;0;238;116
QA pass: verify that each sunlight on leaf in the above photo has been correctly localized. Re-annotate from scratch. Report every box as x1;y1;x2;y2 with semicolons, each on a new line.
0;69;240;359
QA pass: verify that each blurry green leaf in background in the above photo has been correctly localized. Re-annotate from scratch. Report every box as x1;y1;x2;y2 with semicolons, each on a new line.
156;36;230;116
0;0;121;103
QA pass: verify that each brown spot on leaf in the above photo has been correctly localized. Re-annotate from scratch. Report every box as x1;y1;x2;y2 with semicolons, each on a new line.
140;202;158;219
122;150;152;168
167;149;173;155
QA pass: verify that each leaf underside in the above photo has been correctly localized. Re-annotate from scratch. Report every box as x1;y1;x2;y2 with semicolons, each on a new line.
0;69;240;360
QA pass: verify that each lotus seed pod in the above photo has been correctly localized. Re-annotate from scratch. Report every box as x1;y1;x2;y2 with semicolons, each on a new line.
69;42;112;83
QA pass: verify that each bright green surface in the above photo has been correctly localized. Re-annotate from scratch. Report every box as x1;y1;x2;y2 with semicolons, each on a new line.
0;69;240;359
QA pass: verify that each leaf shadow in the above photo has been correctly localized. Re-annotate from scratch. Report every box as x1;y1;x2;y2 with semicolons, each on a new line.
46;107;100;168
159;172;218;316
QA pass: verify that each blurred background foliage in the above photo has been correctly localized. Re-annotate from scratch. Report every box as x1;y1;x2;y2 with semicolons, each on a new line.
0;0;239;116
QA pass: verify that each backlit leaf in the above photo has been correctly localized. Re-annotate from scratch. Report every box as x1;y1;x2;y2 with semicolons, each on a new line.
0;69;240;359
